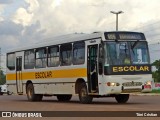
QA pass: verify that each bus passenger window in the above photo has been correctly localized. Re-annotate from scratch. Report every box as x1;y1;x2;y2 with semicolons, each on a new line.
48;46;60;67
73;42;85;65
60;43;72;66
7;53;15;70
24;49;35;69
35;48;47;68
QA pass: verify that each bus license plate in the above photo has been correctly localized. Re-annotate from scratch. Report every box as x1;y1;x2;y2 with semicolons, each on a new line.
122;82;142;87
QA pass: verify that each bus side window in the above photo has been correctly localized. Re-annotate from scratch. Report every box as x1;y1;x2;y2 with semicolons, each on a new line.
24;49;35;69
7;53;16;70
48;46;60;67
35;48;47;68
73;42;85;65
60;43;72;66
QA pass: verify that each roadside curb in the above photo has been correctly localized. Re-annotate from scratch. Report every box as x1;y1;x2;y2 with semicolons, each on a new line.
131;93;160;96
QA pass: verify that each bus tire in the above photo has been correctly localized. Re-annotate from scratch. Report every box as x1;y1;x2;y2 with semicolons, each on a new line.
26;83;43;101
36;94;43;101
115;94;129;103
7;91;12;95
57;95;72;102
0;92;3;95
79;83;93;104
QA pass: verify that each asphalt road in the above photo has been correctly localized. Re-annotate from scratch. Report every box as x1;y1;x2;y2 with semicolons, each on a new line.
0;94;160;120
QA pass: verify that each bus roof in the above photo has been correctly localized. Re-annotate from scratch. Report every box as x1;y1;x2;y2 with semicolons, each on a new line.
7;31;145;53
7;32;104;53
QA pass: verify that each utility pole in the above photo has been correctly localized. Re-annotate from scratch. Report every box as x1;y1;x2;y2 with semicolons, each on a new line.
110;11;123;31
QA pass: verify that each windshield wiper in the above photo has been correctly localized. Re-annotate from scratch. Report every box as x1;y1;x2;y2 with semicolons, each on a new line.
131;41;139;55
131;40;139;49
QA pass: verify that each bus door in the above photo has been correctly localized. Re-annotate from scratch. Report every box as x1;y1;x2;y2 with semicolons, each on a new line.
87;45;98;93
16;55;23;94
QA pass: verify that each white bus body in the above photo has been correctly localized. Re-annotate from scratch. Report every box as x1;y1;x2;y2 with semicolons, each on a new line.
6;31;152;103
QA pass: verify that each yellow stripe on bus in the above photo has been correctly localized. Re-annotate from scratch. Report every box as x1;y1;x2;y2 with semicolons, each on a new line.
7;74;16;80
6;68;87;80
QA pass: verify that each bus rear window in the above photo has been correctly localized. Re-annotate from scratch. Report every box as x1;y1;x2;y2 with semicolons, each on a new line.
7;53;15;70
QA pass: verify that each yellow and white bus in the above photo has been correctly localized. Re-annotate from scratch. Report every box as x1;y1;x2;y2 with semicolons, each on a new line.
6;31;152;104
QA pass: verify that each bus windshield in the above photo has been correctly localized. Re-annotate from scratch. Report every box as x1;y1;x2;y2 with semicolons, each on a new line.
105;41;149;65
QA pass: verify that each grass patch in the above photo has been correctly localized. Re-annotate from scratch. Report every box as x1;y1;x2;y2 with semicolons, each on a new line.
151;89;160;93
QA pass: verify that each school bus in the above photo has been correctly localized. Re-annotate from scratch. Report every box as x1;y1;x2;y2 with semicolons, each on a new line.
6;31;152;104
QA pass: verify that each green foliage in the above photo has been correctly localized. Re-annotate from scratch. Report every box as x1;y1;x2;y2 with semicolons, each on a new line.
151;89;160;93
152;60;160;82
0;70;6;85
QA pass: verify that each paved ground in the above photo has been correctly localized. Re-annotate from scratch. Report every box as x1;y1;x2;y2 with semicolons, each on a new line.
0;94;160;120
131;93;160;96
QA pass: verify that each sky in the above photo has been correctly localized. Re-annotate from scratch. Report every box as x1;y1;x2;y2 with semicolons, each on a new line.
1;0;160;70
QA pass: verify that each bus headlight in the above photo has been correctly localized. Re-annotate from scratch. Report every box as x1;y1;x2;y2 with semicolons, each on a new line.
145;81;151;86
107;82;120;86
144;81;152;89
111;82;116;86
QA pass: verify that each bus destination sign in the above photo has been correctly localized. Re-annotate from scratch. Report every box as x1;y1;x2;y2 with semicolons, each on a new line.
105;32;146;40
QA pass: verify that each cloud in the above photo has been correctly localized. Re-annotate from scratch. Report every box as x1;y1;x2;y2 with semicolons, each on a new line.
0;20;23;35
24;0;158;36
0;0;13;4
9;0;160;38
2;0;160;50
0;21;22;53
0;19;46;72
24;0;112;35
13;7;33;26
21;21;46;44
25;0;39;13
0;20;46;53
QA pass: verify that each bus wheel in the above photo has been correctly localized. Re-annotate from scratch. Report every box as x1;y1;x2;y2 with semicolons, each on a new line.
36;94;43;101
115;94;129;103
0;92;3;95
26;83;43;101
7;91;12;95
57;95;72;102
79;83;93;104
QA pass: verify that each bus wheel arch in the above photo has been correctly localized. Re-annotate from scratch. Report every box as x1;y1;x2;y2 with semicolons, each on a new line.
75;78;86;94
78;82;93;104
26;81;43;101
26;80;32;94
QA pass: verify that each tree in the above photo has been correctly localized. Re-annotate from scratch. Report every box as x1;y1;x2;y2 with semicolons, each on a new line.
152;60;160;82
0;70;6;85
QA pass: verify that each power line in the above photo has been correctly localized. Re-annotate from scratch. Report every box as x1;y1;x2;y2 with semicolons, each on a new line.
132;20;160;31
146;34;160;39
143;27;160;33
149;39;160;45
